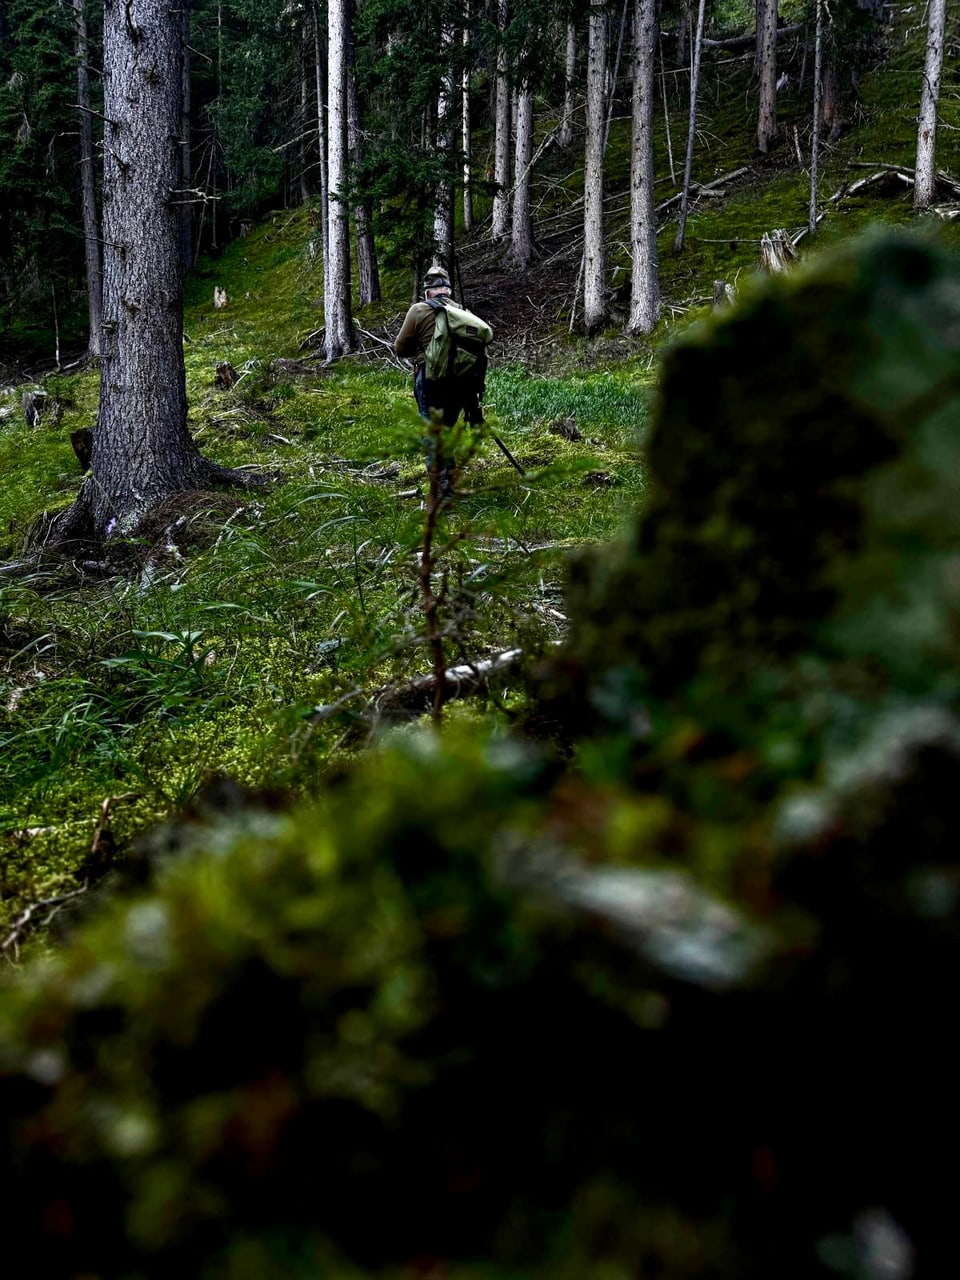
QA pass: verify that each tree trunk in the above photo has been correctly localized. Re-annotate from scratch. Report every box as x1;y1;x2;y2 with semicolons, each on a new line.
180;0;194;269
54;0;209;544
314;3;330;315
491;0;511;240
559;21;577;148
757;0;778;153
627;0;660;335
676;0;691;67
433;21;456;274
511;83;535;269
809;0;823;234
346;8;380;305
74;0;102;358
326;0;354;360
754;0;767;75
300;24;313;204
915;0;946;209
821;56;840;139
462;11;474;233
674;0;707;254
583;0;608;334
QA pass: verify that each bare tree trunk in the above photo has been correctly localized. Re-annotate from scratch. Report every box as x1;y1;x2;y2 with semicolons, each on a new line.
314;3;330;315
603;0;630;153
326;0;355;360
346;10;380;305
809;0;823;234
559;20;577;148
462;3;474;232
677;0;691;66
754;0;767;75
583;0;608;334
627;0;660;335
915;0;947;209
54;0;210;544
74;0;102;358
511;83;535;268
179;0;195;269
757;0;778;153
821;56;840;139
433;21;456;275
300;25;312;204
491;0;511;240
674;0;706;254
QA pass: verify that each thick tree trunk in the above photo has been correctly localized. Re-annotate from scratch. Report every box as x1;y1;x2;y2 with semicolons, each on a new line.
627;0;660;335
674;0;707;254
915;0;946;209
179;0;194;269
55;0;208;543
559;21;577;148
757;0;778;152
326;0;355;360
491;0;511;240
511;83;535;268
583;0;608;334
821;57;841;139
676;0;691;67
74;0;102;358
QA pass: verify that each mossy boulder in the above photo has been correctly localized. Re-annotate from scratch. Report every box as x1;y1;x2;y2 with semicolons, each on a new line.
565;229;960;698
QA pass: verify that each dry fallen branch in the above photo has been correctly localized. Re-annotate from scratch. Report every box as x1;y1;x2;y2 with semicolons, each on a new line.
2;886;88;961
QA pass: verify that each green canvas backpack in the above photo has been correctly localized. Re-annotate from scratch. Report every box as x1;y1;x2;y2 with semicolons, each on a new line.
424;298;493;387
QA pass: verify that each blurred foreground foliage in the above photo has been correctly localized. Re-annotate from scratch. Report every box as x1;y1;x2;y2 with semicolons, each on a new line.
3;231;960;1277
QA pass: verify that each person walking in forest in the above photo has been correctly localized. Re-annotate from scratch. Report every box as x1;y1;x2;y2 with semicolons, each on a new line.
395;263;492;494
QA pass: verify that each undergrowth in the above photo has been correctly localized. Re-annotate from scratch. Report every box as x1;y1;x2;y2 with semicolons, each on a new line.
1;0;956;941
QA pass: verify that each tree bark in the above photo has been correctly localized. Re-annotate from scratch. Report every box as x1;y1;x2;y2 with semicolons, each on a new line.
511;83;535;268
809;0;823;234
326;0;355;360
915;0;946;209
674;0;706;254
757;0;778;153
462;2;474;232
559;20;577;148
491;0;511;240
52;0;209;544
179;0;194;268
627;0;660;335
314;3;330;317
583;0;608;334
433;20;456;275
74;0;102;358
346;6;380;305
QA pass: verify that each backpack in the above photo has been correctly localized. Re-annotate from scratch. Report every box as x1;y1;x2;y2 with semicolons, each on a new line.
423;298;493;390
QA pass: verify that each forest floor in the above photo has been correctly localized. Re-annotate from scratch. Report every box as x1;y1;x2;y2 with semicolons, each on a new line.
1;0;959;951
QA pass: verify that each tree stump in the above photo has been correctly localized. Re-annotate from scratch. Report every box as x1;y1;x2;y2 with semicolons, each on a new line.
71;427;95;470
23;388;48;426
214;361;239;390
760;229;798;273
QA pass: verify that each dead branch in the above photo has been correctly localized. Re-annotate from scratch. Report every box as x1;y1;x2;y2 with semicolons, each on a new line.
2;885;88;961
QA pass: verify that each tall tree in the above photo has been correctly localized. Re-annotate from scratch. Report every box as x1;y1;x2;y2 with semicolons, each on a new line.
462;5;474;232
326;0;355;359
674;0;706;253
627;0;659;335
559;17;576;148
433;17;456;275
583;0;607;334
491;0;511;240
346;0;380;305
50;0;243;545
74;0;102;356
915;0;946;209
809;0;823;234
510;81;535;267
757;0;778;152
